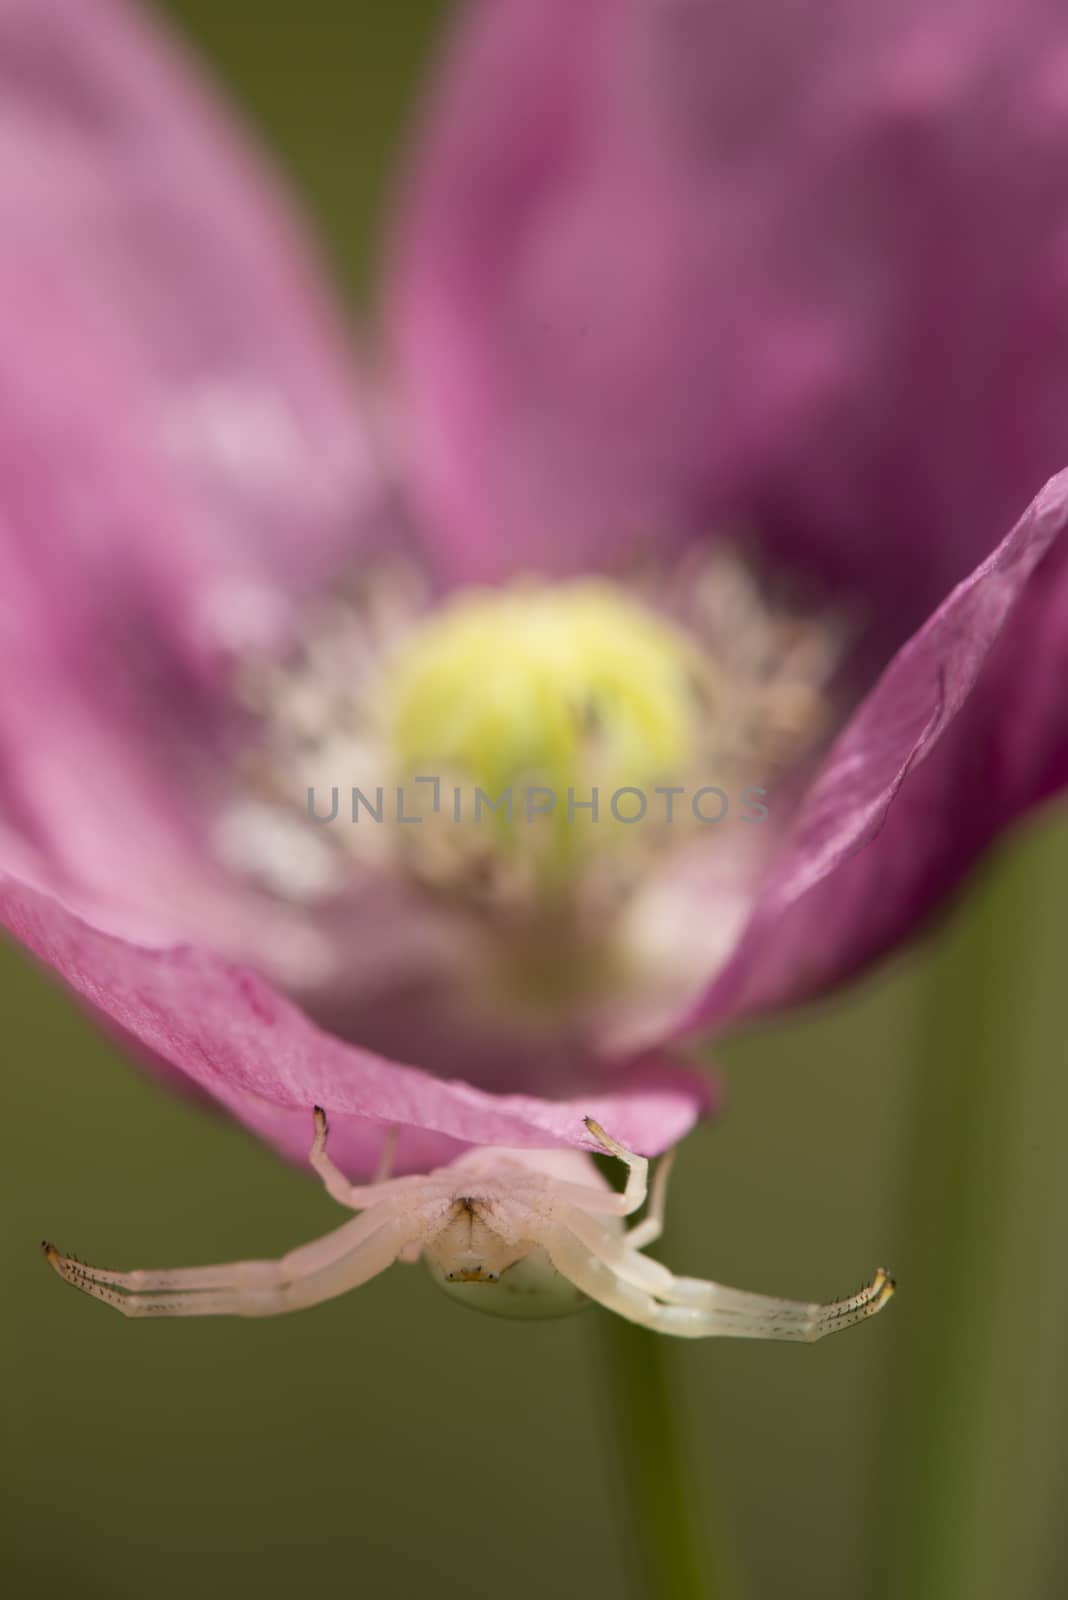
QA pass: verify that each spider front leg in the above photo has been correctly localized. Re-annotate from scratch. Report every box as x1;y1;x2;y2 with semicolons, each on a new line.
659;1265;896;1340
546;1121;895;1342
545;1216;894;1341
42;1205;420;1319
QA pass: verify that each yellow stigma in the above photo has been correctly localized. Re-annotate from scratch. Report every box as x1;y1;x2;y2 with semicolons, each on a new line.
384;579;701;885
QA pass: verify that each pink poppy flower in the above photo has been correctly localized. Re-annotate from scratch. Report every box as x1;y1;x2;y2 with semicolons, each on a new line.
5;0;1068;1269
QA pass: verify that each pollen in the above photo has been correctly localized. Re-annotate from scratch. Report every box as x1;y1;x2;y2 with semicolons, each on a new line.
384;578;703;888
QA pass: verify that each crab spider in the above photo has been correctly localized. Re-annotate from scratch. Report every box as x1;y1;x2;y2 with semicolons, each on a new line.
43;1112;895;1338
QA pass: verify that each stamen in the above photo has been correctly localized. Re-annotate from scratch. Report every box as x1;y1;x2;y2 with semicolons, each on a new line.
220;546;846;1023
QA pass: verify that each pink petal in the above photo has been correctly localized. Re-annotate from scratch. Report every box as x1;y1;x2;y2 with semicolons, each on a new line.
681;469;1068;1032
0;0;387;943
1;0;380;591
390;0;1068;641
0;872;711;1172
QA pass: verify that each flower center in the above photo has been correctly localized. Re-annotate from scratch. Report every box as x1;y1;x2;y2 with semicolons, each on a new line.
383;580;703;896
223;548;845;1035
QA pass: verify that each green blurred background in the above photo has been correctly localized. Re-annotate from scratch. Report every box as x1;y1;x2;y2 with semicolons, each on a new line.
3;5;1067;1596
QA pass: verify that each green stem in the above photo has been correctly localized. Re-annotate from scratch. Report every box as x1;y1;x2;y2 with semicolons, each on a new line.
591;1312;738;1600
877;820;1068;1599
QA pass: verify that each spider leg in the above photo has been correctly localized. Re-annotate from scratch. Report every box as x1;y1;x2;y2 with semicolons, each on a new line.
574;1117;649;1217
544;1122;661;1220
564;1201;859;1324
308;1108;415;1210
626;1148;676;1250
544;1220;894;1341
561;1206;677;1296
42;1206;420;1320
659;1266;896;1340
544;1221;669;1326
372;1125;400;1185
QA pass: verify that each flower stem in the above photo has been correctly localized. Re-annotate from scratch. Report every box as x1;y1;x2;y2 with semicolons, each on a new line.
877;820;1068;1598
592;1312;738;1600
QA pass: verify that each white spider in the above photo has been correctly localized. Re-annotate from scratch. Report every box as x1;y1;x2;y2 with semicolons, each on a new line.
43;1112;894;1339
